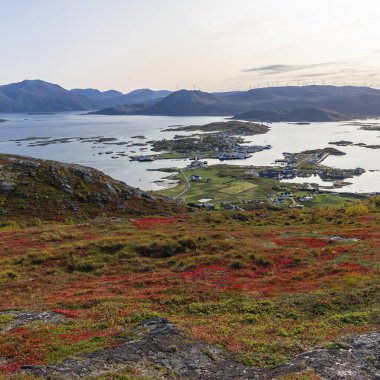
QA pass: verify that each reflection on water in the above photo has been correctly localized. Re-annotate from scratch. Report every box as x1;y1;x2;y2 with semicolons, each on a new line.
0;112;379;192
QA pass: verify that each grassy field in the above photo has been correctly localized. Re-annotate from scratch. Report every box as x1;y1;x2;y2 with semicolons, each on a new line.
219;181;257;195
0;197;379;376
158;165;363;208
0;157;376;378
158;166;273;203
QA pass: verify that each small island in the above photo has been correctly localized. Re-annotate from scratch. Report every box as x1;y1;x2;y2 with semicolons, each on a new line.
344;121;380;131
360;125;380;131
0;119;7;123
329;141;380;149
164;120;269;136
148;121;271;160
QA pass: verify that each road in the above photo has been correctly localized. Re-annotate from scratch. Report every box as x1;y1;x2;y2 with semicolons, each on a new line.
173;169;191;200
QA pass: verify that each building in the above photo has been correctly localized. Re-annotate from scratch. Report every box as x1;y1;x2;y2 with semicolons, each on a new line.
191;175;202;182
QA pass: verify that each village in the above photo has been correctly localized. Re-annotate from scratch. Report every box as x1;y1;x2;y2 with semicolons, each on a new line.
260;148;365;182
158;158;365;212
139;131;272;161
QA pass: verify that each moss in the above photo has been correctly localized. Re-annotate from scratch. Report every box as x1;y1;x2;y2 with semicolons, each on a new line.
0;314;16;329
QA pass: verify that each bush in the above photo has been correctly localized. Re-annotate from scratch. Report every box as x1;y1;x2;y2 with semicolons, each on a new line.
135;238;196;258
125;310;163;324
0;270;18;280
249;254;272;267
91;243;125;254
65;253;97;273
308;206;323;224
28;251;55;265
328;311;370;326
230;260;245;269
345;203;369;216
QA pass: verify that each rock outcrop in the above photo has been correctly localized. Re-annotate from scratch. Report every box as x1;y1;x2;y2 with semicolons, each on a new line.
22;318;380;379
0;154;184;220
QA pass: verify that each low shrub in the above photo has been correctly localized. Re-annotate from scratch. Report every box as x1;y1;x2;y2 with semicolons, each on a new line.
134;238;196;258
328;311;370;326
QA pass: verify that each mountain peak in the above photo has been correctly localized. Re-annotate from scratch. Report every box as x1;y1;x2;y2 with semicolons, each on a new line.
0;80;99;112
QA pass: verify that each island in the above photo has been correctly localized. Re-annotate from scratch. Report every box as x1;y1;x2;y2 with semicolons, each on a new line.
344;121;380;131
360;125;380;131
164;120;269;136
147;121;271;160
329;141;380;149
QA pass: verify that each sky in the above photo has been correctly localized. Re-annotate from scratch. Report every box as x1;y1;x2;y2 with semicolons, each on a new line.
1;0;380;92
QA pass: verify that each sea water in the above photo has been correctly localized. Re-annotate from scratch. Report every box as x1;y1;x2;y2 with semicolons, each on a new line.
0;112;379;193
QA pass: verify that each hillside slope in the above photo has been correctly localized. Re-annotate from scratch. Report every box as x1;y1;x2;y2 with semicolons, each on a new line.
0;154;184;219
142;90;229;116
234;107;350;122
92;90;230;116
0;195;378;378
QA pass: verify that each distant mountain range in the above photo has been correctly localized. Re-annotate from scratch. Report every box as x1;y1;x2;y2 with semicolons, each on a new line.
0;80;99;113
0;80;172;113
233;107;351;122
3;80;380;120
93;86;380;119
71;88;172;107
220;86;380;116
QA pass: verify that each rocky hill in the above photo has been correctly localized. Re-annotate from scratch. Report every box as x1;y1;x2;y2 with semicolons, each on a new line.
0;162;378;378
22;318;380;380
89;102;151;115
233;107;350;122
0;154;184;220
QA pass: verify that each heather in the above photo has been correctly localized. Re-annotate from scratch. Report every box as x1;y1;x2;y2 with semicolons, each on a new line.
0;196;379;375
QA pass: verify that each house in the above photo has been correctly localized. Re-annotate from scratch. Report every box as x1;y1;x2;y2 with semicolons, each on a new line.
195;203;215;210
187;160;208;170
299;196;313;202
191;175;202;182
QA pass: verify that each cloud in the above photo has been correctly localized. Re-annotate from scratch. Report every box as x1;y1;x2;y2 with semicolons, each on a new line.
242;62;338;75
296;72;335;78
295;69;355;78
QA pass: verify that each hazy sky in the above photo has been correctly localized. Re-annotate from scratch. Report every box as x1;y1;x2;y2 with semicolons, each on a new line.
1;0;380;92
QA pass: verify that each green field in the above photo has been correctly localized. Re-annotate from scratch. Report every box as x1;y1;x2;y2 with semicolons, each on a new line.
219;181;257;195
157;166;271;204
157;165;364;208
